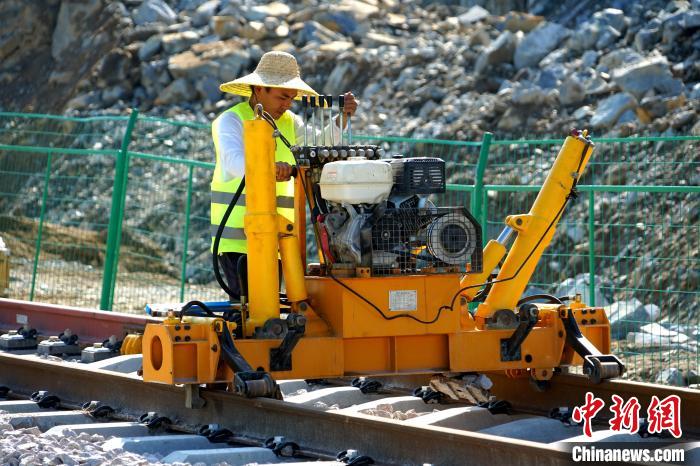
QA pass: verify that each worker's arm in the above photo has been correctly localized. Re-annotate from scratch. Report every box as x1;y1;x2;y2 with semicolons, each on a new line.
214;112;291;182
212;111;245;182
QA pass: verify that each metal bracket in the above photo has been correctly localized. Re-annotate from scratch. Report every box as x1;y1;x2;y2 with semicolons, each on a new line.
269;313;306;371
500;304;539;361
561;308;625;383
185;384;206;409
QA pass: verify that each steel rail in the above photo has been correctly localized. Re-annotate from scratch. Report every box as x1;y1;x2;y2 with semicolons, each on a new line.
488;372;700;436
0;351;573;466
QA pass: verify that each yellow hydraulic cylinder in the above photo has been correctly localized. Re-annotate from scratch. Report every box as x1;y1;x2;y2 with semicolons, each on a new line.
476;131;594;320
243;116;280;334
279;224;307;303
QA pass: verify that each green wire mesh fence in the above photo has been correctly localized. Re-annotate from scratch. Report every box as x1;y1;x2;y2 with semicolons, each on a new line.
0;111;697;386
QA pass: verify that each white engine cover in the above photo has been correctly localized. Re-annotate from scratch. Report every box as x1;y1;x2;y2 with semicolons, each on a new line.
319;158;393;204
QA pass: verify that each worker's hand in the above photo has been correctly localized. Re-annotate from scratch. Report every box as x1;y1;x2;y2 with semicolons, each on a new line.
275;162;293;181
343;92;358;118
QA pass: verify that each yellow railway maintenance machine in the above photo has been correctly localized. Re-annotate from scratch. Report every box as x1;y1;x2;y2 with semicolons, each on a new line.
143;105;624;398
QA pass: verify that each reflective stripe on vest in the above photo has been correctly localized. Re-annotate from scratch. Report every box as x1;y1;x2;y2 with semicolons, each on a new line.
210;102;296;254
210;191;295;209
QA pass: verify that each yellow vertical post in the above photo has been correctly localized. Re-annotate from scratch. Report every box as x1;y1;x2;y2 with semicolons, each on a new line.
279;232;307;303
476;132;594;320
243;116;280;335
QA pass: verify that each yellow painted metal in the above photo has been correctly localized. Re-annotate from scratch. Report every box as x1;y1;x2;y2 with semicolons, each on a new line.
459;239;506;302
243;118;280;334
142;317;224;385
141;304;610;383
120;333;143;355
141;130;616;388
279;234;307;303
305;274;460;338
476;133;594;321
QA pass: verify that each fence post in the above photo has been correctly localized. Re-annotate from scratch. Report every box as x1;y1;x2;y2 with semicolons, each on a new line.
588;190;596;306
179;165;194;302
100;109;139;311
472;132;491;245
29;152;52;301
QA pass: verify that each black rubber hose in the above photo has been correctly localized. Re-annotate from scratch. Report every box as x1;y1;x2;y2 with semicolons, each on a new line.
236;254;248;299
212;176;246;298
219;324;253;373
179;300;216;320
517;294;565;306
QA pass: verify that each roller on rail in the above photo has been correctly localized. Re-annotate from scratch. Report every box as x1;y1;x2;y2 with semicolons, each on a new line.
142;101;625;399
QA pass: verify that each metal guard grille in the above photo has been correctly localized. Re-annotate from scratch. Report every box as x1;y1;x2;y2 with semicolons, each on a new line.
369;206;482;276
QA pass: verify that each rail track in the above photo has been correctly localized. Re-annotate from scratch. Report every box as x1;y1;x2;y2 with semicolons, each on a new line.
1;299;698;465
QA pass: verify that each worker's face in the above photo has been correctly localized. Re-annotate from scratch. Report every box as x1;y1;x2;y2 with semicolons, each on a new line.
253;87;296;120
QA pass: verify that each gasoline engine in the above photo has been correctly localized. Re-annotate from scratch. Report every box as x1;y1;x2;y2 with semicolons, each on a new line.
314;156;482;275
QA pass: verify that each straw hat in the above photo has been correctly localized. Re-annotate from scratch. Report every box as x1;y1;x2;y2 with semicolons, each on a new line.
219;51;318;100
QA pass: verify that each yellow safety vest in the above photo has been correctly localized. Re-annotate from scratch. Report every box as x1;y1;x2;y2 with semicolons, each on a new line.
210;102;296;254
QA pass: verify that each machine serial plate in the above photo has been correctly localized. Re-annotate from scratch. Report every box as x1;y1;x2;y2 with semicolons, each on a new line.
389;290;418;312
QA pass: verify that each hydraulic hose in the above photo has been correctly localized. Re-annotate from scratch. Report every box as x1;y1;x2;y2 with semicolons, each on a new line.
212;177;246;298
516;294;567;306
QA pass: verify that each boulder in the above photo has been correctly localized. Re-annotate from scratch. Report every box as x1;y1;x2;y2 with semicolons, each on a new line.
132;0;177;26
138;34;162;61
296;21;345;45
634;26;661;52
211;16;241;39
126;24;166;43
191;0;219;28
51;0;104;60
314;11;359;36
323;61;358;95
503;11;543;33
155;78;197;105
626;322;697;349
511;81;547;105
363;32;400;47
241;21;267;41
457;5;490;25
590;93;637;129
96;49;132;87
689;83;700;100
243;1;291;22
655;368;685;386
595;24;622;50
195;76;222;103
611;57;684;99
161;31;200;55
168;41;250;82
604;299;661;340
140;59;172;96
558;75;585;106
514;22;570;69
474;30;518;75
592;8;628;34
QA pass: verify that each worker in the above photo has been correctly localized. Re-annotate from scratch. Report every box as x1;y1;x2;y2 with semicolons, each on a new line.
211;51;358;300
